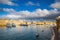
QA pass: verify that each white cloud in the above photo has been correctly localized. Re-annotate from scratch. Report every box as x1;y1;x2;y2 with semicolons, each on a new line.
3;8;16;13
34;9;50;17
26;1;35;6
50;2;60;8
0;0;17;6
26;1;40;6
5;15;21;19
2;8;59;19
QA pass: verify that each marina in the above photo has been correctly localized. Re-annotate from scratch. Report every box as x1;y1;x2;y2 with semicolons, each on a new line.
0;0;60;40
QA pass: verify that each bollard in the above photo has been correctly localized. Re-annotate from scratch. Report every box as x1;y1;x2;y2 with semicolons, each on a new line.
56;16;60;30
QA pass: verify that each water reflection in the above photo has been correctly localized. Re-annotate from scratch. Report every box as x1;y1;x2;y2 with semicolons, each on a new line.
0;25;53;40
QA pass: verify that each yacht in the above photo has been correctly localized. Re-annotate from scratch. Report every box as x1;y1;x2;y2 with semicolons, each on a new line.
12;23;16;27
6;23;12;28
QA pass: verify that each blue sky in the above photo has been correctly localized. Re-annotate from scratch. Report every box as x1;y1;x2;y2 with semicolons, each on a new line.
0;0;60;20
0;0;54;11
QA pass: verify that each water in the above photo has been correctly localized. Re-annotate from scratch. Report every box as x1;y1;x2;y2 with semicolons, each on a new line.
0;25;53;40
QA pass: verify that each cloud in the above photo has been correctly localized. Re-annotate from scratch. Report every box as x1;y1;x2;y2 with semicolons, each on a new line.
2;8;60;19
50;0;60;9
50;2;60;8
5;15;21;19
3;8;16;13
0;0;17;6
26;1;40;6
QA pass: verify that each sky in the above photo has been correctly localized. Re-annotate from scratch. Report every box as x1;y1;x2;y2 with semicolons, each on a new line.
0;0;60;20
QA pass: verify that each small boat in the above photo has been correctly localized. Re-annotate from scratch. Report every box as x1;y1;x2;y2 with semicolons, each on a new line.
20;22;28;26
12;23;16;27
36;24;40;25
36;24;43;25
6;23;12;28
20;24;28;26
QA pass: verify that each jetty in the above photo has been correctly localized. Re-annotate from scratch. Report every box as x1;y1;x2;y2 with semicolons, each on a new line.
51;16;60;40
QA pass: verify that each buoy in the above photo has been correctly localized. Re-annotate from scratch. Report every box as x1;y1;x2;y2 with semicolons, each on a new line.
42;30;44;32
36;34;39;37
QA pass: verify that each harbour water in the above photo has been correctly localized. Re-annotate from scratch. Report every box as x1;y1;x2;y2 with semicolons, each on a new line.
0;25;54;40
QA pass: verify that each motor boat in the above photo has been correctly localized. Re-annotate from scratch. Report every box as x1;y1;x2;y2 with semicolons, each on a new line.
12;23;16;27
6;23;12;28
20;24;28;26
20;22;28;26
